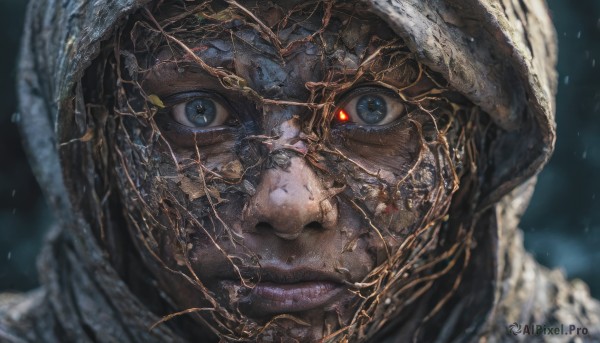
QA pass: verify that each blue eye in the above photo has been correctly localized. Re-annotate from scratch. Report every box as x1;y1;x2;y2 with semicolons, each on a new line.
356;95;387;124
171;96;231;128
185;98;217;127
335;90;405;126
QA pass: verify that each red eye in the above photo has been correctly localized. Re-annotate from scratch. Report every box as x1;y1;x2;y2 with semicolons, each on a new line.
337;108;350;122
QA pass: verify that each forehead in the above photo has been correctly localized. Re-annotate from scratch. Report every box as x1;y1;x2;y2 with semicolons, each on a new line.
143;0;403;100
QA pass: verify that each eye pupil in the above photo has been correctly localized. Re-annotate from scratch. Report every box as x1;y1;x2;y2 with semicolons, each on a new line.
185;98;216;127
356;95;387;124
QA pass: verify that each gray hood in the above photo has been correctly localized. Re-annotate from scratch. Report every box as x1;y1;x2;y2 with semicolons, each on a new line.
10;0;586;342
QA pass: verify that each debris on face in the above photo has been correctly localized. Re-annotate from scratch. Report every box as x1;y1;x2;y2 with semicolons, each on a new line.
179;176;206;201
268;150;291;170
218;159;244;179
241;179;256;196
374;202;387;217
98;0;481;341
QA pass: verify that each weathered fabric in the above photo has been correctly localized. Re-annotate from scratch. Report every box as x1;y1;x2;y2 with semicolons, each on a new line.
2;0;599;342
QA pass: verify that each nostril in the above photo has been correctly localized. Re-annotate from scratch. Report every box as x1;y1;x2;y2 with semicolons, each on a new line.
305;221;324;231
332;180;345;189
255;222;274;232
254;221;324;235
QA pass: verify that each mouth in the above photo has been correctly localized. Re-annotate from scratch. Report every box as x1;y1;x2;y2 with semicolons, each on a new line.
220;266;347;316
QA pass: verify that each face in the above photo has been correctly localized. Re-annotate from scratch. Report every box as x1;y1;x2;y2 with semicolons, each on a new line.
107;1;473;341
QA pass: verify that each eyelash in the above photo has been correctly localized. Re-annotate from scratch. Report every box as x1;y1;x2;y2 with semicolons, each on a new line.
332;87;407;127
161;92;238;128
154;86;409;148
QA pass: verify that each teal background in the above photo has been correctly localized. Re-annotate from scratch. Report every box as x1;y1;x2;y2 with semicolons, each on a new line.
1;0;599;297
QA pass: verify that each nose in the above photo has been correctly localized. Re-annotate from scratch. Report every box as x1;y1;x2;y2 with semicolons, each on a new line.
244;156;338;240
243;119;337;240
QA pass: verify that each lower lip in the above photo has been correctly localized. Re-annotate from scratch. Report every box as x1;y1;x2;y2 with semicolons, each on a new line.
246;281;343;314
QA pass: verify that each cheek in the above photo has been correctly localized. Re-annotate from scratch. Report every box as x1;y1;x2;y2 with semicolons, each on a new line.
331;124;420;173
380;154;450;237
335;137;456;242
114;121;246;260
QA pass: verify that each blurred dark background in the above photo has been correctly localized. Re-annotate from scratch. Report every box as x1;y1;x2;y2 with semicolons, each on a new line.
1;1;599;297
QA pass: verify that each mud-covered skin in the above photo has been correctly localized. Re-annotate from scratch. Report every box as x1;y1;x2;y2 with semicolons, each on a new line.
11;0;600;342
111;1;470;341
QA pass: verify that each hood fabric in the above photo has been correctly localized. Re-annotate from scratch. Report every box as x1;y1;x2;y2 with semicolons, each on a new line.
2;0;599;342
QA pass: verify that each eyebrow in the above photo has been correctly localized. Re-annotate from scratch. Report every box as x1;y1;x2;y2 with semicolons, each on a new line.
150;61;213;75
143;62;233;96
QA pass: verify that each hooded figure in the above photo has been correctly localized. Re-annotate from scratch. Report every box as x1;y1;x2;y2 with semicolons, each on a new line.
2;0;599;342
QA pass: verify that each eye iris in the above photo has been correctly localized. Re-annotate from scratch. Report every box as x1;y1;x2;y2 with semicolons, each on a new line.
356;95;387;124
185;98;217;127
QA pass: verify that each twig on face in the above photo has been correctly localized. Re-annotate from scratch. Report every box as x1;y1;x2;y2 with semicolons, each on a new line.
225;0;283;53
349;199;390;258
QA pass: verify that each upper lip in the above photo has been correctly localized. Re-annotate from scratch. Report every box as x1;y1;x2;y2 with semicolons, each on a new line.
232;265;346;285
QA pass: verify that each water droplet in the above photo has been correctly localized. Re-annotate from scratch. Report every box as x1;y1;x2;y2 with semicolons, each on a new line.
577;31;582;39
11;112;21;123
582;150;588;159
7;252;11;260
11;189;15;197
564;75;570;85
593;59;596;68
12;208;16;215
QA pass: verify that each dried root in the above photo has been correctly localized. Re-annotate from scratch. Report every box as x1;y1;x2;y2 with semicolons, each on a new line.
78;1;488;341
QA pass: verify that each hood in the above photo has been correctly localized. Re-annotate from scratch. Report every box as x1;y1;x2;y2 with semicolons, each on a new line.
17;0;557;341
